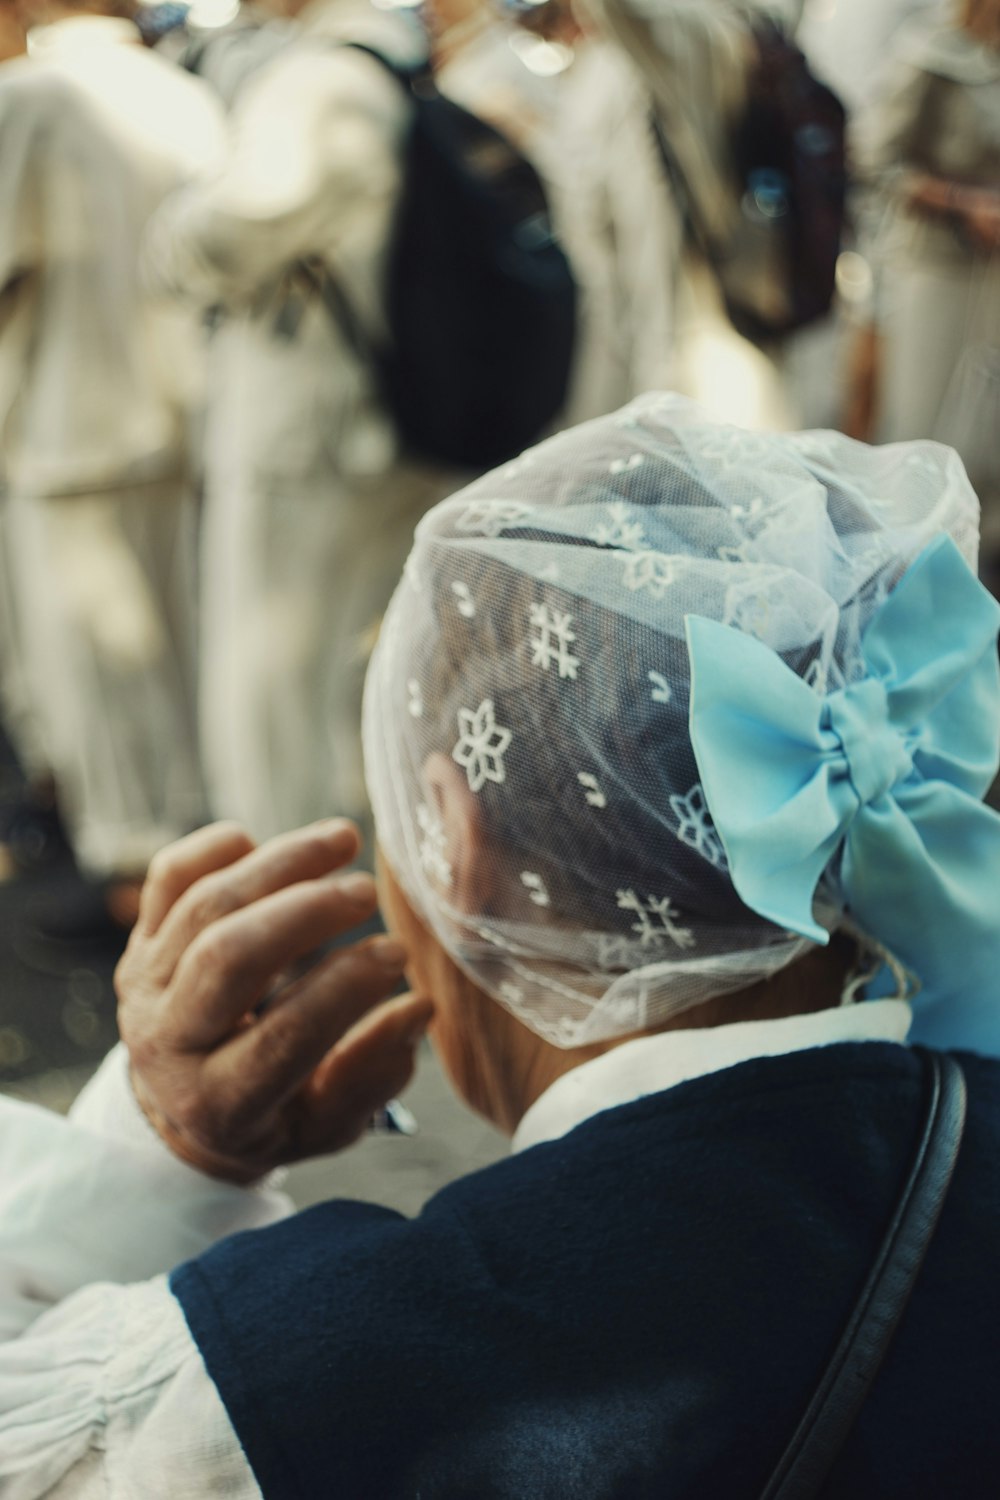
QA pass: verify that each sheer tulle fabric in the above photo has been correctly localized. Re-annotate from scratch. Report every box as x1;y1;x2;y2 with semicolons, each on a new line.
363;393;979;1046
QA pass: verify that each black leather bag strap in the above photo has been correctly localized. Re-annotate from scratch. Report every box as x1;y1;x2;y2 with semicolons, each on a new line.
761;1049;967;1500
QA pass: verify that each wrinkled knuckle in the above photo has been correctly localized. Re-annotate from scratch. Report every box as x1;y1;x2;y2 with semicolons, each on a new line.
190;923;240;980
259;1010;308;1074
185;881;241;933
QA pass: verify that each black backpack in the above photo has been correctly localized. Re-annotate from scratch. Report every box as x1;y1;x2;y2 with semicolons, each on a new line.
658;19;848;344
317;44;577;470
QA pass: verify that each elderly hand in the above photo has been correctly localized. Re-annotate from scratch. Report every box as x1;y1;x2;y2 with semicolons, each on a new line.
116;820;433;1184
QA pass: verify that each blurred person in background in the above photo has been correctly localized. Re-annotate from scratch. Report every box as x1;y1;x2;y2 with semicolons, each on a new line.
797;0;945;114
0;0;225;933
0;0;56;882
578;0;810;431
430;0;679;425
854;0;1000;586
147;0;464;846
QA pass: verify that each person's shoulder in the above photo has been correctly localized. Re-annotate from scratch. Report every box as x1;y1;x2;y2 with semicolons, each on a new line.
0;58;101;147
0;53;78;106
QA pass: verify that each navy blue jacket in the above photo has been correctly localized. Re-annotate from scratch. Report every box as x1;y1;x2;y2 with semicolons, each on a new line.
172;1043;1000;1498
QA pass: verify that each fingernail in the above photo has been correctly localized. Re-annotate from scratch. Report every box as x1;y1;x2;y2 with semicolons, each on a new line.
370;936;408;970
338;872;376;905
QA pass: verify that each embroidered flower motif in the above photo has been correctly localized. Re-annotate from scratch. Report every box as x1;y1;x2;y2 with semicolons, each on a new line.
452;699;512;793
591;500;647;551
722;580;772;639
499;981;525;1007
669;783;727;869
615;889;696;950
417;803;451;886
622;551;676;597
648;671;671;704
455;501;531;537
529;603;580;681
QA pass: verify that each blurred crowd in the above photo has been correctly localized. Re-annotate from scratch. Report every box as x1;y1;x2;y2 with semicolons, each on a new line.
0;0;997;939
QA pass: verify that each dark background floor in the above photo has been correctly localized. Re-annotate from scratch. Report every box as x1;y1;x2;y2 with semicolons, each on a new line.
0;737;123;1103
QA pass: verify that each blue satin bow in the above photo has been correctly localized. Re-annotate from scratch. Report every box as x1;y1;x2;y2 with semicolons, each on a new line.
686;534;1000;1054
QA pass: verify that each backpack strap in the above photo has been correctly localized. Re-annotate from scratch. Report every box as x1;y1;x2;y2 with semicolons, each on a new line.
760;1048;967;1500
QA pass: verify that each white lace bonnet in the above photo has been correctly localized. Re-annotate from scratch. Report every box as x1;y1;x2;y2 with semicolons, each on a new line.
362;393;979;1047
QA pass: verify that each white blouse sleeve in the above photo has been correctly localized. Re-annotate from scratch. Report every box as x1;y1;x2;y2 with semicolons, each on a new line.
0;1278;261;1500
0;1045;291;1496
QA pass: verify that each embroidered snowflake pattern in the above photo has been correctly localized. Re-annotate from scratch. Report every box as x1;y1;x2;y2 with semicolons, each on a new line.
455;501;531;537
407;679;424;718
452;699;512;793
669;783;727;869
615;889;696;951
417;803;452;887
451;580;476;619
648;671;671;704
529;603;580;680
622;551;676;597
520;871;550;907
591;500;647;551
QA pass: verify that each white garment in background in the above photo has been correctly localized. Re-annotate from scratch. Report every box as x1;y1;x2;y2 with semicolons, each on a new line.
0;1002;911;1496
580;0;805;429
797;0;945;114
0;21;225;874
854;15;1000;542
148;0;461;838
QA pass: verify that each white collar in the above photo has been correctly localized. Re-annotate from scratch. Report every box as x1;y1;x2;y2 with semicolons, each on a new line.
27;17;140;59
512;1000;913;1154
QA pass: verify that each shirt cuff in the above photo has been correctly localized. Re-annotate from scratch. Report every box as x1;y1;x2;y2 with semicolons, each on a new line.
70;1043;289;1193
